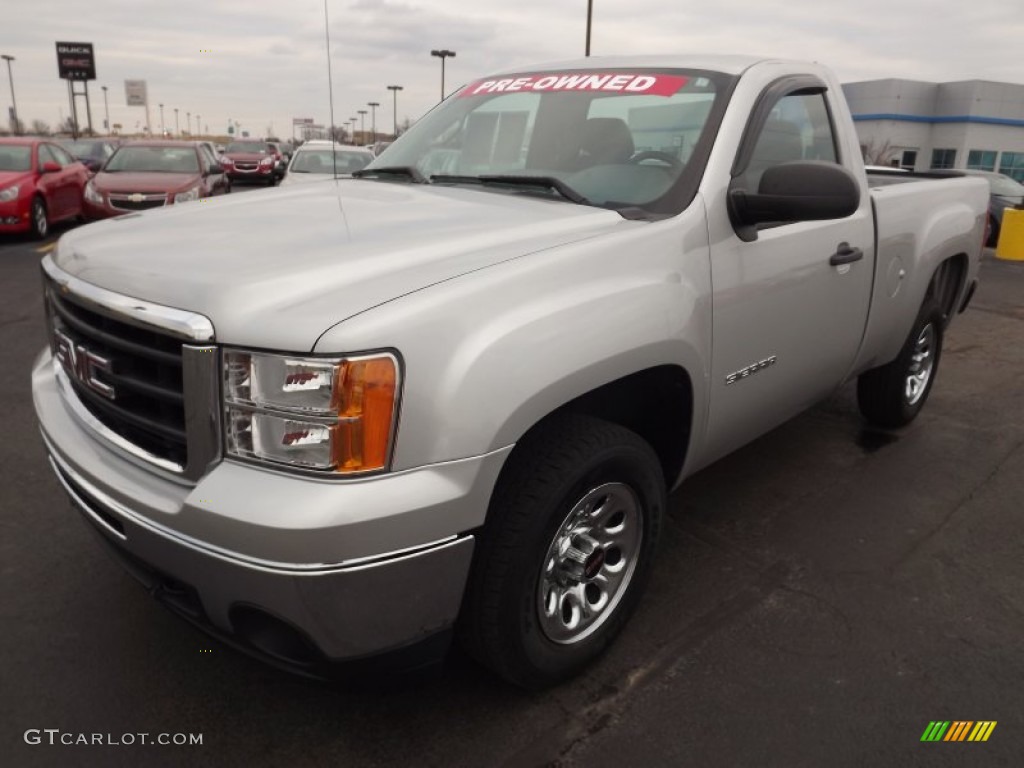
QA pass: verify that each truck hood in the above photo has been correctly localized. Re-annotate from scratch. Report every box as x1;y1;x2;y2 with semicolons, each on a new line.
54;179;629;350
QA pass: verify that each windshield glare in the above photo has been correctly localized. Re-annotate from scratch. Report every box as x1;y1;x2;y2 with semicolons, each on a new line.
292;149;372;174
104;146;200;173
371;69;727;213
0;145;32;172
226;142;269;154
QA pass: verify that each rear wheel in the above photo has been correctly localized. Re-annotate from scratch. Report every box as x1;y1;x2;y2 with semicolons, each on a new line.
30;197;49;239
987;215;999;248
460;414;665;689
857;298;944;428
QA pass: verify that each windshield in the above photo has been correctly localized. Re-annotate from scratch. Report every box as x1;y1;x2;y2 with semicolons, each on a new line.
61;140;102;157
226;141;269;154
370;68;731;215
291;149;373;174
104;146;200;173
989;174;1024;198
0;145;32;172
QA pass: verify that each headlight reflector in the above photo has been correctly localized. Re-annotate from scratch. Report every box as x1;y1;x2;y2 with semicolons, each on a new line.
0;184;19;202
223;351;398;473
174;186;201;203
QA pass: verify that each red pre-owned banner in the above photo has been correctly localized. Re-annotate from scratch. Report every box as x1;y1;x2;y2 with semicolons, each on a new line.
460;73;688;98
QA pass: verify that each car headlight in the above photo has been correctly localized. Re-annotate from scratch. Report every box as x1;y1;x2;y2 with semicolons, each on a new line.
174;186;201;203
83;181;103;204
259;157;274;167
0;184;19;202
223;350;399;474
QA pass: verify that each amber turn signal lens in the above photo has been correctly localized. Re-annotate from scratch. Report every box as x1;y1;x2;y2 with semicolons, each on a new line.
332;357;398;472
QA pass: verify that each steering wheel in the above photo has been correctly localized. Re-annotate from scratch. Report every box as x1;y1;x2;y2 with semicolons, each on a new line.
628;151;684;171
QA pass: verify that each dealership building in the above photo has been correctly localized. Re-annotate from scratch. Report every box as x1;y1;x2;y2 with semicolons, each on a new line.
842;79;1024;181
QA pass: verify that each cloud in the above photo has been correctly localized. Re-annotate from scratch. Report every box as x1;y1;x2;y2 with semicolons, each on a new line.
1;0;1018;137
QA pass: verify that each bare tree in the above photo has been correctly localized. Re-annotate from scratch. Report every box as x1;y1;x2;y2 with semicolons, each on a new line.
30;119;51;136
862;139;898;167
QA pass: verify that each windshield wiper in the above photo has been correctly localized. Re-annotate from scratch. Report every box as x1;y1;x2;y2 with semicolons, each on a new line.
352;166;427;183
431;174;592;206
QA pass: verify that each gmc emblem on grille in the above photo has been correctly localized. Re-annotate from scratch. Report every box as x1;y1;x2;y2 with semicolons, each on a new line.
53;327;116;400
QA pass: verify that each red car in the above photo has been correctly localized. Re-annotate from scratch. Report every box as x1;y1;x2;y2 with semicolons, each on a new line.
83;140;230;220
220;140;280;186
0;137;90;238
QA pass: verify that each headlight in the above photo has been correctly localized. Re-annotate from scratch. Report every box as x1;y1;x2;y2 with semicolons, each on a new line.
0;184;19;202
174;186;201;203
83;181;103;204
223;350;399;474
259;157;274;167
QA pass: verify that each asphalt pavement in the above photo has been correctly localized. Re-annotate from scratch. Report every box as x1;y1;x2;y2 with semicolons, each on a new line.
1;218;1022;767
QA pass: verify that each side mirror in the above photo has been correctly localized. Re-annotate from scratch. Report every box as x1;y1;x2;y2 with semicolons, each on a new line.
40;161;62;174
728;161;861;242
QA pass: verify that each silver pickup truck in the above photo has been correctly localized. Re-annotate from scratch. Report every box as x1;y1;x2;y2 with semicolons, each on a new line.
32;56;987;689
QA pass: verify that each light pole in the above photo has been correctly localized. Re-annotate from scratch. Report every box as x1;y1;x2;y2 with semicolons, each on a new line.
174;108;179;136
159;103;165;136
348;118;357;142
367;101;379;144
430;49;456;101
585;0;593;56
196;114;201;136
101;85;110;133
387;85;402;138
186;111;191;136
357;110;367;144
1;54;18;134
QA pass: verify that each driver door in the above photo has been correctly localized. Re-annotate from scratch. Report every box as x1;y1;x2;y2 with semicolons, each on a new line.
703;82;874;462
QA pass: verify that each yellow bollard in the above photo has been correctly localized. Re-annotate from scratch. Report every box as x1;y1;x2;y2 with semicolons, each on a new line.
995;208;1024;261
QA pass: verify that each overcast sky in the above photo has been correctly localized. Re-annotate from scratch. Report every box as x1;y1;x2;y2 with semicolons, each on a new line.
3;0;1020;139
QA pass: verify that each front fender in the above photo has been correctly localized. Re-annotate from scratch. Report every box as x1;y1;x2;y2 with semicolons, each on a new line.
315;207;712;476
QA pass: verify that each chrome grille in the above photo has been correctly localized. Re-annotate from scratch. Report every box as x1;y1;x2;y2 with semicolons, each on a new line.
42;256;221;482
49;287;188;466
233;161;258;171
109;193;167;212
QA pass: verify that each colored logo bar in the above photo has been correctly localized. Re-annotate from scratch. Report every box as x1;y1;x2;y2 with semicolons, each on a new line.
921;721;997;742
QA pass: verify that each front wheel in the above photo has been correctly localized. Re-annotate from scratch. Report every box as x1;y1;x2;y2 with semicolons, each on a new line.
857;298;944;428
30;197;49;239
460;414;665;689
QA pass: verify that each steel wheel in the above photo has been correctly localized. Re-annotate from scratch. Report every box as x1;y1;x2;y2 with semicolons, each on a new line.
538;483;642;644
459;414;665;689
904;324;936;406
858;297;944;428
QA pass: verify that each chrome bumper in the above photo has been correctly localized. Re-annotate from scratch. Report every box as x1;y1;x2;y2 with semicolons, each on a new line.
32;348;510;666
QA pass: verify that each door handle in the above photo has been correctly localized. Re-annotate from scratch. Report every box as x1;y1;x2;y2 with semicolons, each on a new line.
830;242;864;266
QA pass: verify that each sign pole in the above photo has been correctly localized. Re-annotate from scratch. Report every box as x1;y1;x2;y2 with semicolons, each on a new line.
84;81;94;134
67;80;79;139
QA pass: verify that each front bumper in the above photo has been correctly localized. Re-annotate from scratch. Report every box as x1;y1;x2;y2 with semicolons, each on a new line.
33;348;510;673
0;198;30;232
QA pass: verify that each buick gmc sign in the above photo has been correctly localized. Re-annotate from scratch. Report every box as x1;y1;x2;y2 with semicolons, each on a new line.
56;42;96;81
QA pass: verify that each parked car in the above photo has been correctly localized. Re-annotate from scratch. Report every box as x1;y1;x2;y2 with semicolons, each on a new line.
33;56;987;689
220;140;279;186
960;170;1024;246
55;138;120;174
266;142;287;179
280;142;374;185
82;141;230;220
0;137;90;238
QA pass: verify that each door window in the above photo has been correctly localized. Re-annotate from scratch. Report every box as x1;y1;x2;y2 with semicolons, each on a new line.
743;92;838;191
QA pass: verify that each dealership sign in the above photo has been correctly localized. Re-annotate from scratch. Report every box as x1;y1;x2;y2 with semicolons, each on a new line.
55;42;96;81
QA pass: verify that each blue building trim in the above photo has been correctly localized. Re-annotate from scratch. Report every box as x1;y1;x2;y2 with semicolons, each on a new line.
851;113;1024;128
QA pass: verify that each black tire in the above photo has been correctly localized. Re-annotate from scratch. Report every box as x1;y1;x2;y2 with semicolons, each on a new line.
857;298;944;428
266;176;276;187
30;197;49;240
459;413;665;689
987;215;999;249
